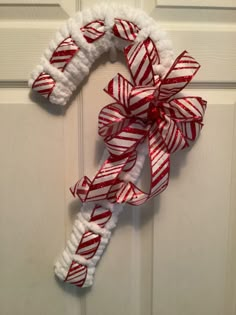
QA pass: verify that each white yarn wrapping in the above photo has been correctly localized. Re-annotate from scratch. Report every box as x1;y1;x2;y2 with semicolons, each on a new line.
29;3;173;106
29;3;174;287
55;145;147;287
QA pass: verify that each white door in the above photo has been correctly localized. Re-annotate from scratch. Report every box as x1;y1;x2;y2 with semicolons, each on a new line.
0;1;236;315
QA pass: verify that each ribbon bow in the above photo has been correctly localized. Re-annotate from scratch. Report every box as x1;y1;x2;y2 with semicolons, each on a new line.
71;38;206;205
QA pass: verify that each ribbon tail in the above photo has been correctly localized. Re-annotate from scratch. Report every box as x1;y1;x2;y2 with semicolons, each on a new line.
104;119;148;157
71;151;139;204
116;124;170;205
70;176;92;202
80;154;133;203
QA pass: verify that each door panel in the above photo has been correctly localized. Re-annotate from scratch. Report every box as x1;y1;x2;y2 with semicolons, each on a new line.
0;0;75;82
0;0;236;314
157;0;235;8
0;89;67;314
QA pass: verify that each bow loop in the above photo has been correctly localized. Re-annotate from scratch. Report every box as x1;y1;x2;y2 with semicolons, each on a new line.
104;73;133;108
128;86;156;120
158;51;201;101
158;115;189;153
160;97;206;122
98;103;129;138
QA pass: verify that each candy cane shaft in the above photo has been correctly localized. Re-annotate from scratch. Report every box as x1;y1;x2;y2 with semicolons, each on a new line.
54;203;122;287
55;149;147;287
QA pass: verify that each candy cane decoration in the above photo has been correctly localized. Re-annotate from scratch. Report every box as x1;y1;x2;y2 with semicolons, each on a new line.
29;3;207;288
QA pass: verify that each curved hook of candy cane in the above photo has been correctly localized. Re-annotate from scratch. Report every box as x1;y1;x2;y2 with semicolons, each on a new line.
29;3;174;106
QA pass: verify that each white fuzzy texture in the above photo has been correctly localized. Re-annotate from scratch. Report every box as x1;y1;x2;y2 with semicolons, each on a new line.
30;3;174;287
29;3;173;106
54;145;148;287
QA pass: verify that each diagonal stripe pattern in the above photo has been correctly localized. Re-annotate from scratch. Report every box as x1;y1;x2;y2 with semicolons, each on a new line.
158;51;200;101
113;18;140;41
32;19;106;99
49;37;79;71
81;20;105;43
32;72;56;99
64;205;112;287
125;38;160;86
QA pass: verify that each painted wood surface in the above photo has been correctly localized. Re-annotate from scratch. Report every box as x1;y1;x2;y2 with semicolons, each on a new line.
0;0;236;314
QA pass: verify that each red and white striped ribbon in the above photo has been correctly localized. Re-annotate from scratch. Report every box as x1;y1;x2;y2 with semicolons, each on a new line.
158;51;200;101
49;37;79;71
113;18;140;41
32;37;79;98
32;72;56;98
81;20;105;43
64;205;112;287
124;38;160;86
71;38;206;206
31;18;141;100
